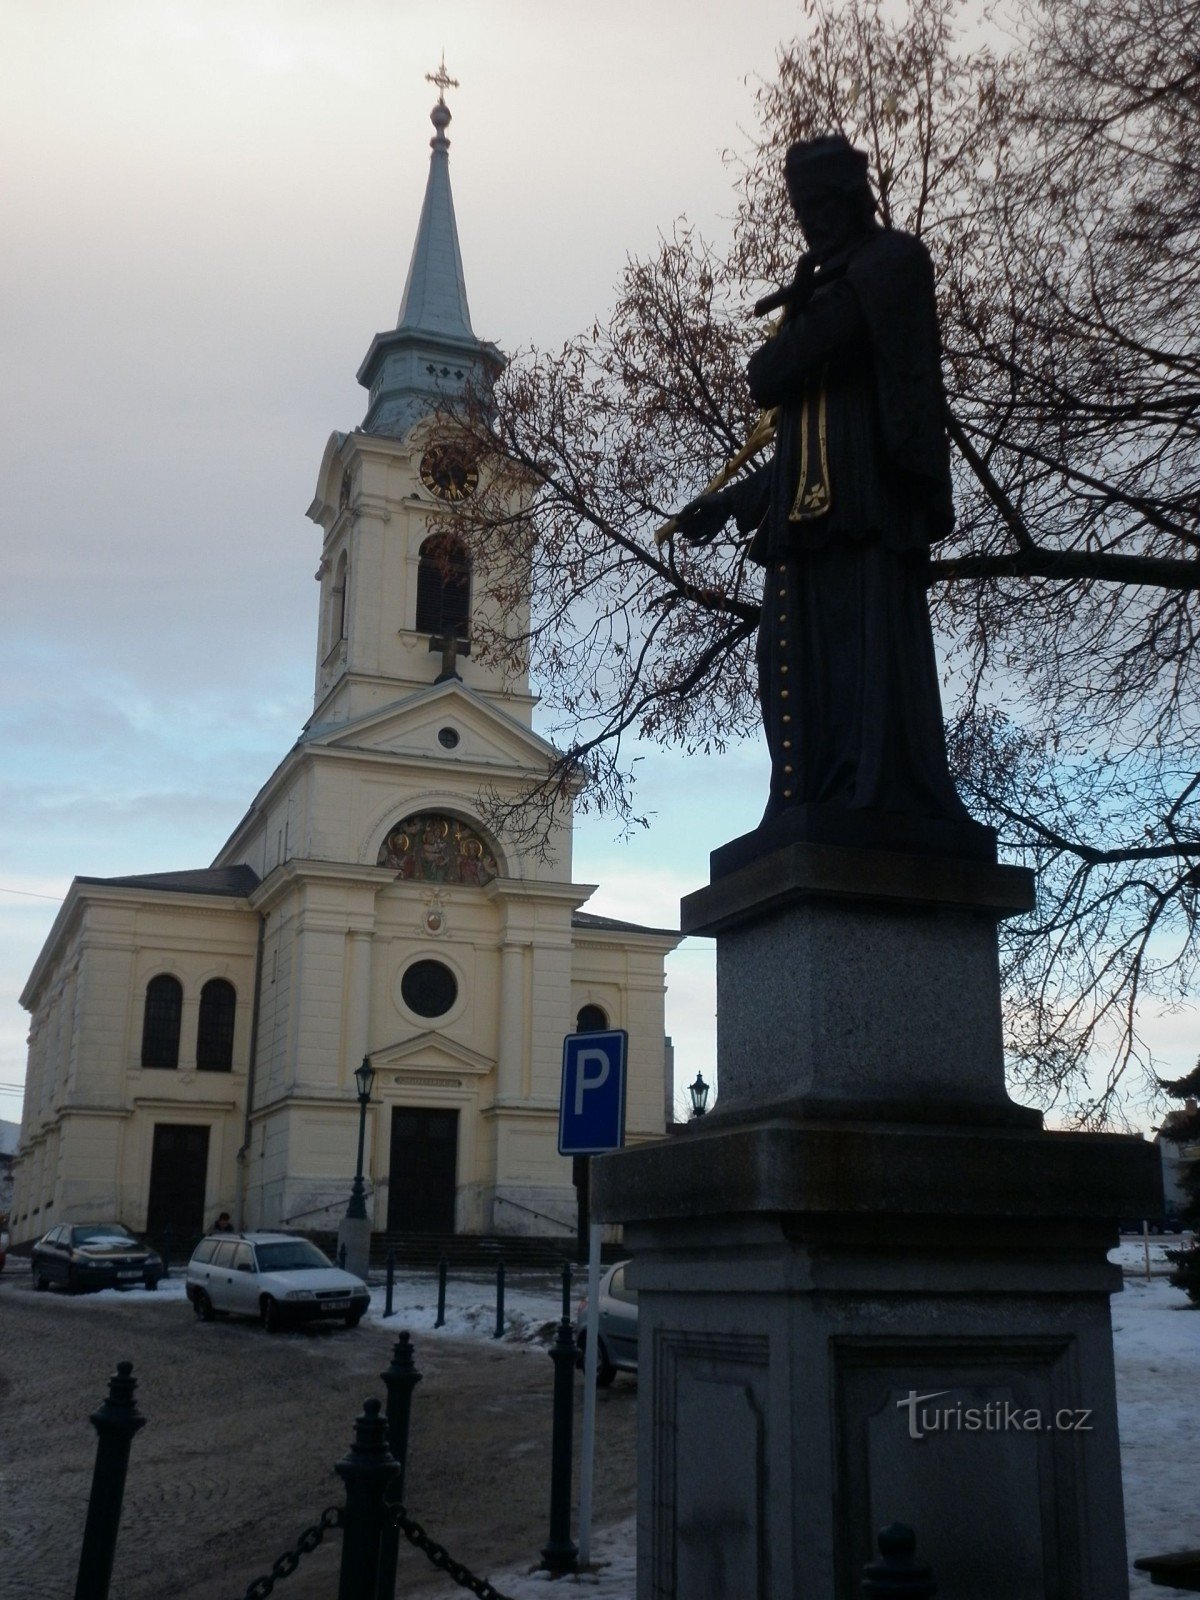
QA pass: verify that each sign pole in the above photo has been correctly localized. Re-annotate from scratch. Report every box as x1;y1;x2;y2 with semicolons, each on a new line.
577;1220;603;1565
557;1027;627;1570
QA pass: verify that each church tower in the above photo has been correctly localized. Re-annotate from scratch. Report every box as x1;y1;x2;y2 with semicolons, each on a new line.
308;71;531;735
9;74;679;1252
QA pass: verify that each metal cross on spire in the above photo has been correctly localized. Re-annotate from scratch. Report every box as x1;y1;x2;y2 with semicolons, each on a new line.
425;54;459;103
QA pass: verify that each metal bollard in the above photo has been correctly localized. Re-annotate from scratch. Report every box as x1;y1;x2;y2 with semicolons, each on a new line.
161;1227;172;1275
379;1332;423;1505
384;1249;395;1319
494;1257;505;1339
560;1259;572;1320
74;1361;147;1600
540;1312;579;1574
338;1242;347;1270
860;1523;936;1598
334;1398;399;1600
376;1333;423;1598
435;1253;447;1328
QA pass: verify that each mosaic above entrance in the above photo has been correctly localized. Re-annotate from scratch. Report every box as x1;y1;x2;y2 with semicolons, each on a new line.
377;813;499;886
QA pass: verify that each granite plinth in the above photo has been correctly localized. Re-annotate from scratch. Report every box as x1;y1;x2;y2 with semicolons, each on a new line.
710;802;998;878
593;1118;1160;1600
592;1115;1160;1229
682;839;1036;1121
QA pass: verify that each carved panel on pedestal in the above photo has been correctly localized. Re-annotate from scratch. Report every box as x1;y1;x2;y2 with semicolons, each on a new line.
652;1330;769;1600
832;1336;1082;1600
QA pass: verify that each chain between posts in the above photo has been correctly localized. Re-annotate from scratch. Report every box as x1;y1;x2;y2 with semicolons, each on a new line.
238;1506;344;1600
384;1493;516;1600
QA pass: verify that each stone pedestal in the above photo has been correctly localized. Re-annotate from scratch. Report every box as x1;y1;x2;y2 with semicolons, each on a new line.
592;817;1161;1600
337;1214;371;1281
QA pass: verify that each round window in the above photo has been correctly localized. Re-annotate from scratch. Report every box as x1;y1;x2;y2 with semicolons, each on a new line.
437;726;460;749
401;959;458;1018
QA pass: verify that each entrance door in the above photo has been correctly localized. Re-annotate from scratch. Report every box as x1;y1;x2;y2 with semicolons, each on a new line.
388;1107;459;1233
146;1123;210;1242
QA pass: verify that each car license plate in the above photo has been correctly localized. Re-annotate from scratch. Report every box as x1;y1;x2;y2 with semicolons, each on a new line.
325;1298;350;1310
118;1270;141;1280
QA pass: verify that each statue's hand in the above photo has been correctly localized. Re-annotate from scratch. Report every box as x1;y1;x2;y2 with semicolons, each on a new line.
674;492;733;546
780;253;818;322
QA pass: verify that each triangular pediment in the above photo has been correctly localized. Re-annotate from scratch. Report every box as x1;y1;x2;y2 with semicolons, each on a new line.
306;680;556;771
373;1030;494;1077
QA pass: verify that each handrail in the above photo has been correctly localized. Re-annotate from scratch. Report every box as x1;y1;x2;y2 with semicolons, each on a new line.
284;1190;373;1226
493;1195;575;1233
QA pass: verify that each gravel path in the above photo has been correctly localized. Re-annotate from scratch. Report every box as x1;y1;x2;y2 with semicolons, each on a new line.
0;1270;637;1600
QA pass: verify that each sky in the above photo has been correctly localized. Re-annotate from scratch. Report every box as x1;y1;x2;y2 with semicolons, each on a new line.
2;1;1194;1131
0;0;803;1124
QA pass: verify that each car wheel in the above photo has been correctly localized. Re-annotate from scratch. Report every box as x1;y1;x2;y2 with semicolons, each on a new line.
579;1331;617;1387
344;1311;362;1329
261;1296;283;1333
193;1289;214;1321
143;1277;158;1292
33;1263;49;1292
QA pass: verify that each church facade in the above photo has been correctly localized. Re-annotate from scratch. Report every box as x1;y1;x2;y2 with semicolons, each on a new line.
10;87;679;1249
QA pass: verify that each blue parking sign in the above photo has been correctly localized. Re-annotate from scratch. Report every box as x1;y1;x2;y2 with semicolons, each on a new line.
558;1030;628;1155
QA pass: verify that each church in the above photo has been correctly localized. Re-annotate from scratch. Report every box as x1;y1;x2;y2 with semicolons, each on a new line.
10;80;679;1249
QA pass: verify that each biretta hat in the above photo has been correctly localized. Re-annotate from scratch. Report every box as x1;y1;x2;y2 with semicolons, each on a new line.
785;135;871;195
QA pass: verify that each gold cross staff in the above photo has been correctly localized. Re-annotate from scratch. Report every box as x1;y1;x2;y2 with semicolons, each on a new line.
426;55;459;100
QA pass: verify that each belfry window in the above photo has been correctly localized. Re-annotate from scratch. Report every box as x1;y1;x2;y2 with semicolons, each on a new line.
196;979;236;1072
141;975;183;1069
415;535;471;638
576;1004;609;1033
332;550;349;644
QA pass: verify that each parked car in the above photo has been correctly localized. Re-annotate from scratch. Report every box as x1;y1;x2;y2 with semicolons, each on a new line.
575;1259;638;1386
31;1223;163;1293
186;1232;370;1331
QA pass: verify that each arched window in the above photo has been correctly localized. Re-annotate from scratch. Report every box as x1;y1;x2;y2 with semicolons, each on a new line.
333;550;349;644
415;535;471;638
576;1004;609;1034
196;979;236;1072
141;975;182;1069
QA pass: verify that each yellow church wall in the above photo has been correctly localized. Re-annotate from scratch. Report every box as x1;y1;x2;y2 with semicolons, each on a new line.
11;885;259;1244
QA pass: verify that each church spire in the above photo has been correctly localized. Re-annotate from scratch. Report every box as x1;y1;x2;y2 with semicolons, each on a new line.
357;63;502;439
395;63;474;341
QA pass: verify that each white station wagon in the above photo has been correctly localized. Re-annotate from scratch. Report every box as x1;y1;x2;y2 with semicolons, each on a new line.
186;1231;370;1332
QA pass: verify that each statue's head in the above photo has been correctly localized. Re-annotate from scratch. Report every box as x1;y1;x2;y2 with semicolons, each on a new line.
785;136;875;258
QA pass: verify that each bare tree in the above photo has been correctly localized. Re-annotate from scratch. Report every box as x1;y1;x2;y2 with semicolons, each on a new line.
444;0;1200;1120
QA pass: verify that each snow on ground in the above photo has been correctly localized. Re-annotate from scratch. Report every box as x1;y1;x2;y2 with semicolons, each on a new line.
69;1242;1200;1597
1111;1236;1200;1596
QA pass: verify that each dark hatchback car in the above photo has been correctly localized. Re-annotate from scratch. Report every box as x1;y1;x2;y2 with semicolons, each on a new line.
31;1223;164;1293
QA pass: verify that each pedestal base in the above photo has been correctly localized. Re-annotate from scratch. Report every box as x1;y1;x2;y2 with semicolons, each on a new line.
593;1118;1160;1600
336;1214;371;1281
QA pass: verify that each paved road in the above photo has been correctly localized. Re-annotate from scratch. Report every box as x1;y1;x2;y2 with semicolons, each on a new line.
0;1269;637;1599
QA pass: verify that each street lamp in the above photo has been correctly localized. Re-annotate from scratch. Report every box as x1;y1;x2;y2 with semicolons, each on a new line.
345;1055;376;1221
688;1072;710;1119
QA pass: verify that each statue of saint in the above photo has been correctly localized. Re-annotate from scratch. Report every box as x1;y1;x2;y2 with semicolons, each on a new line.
676;136;969;827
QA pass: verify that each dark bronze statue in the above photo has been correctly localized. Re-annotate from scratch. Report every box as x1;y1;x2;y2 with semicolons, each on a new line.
675;136;968;828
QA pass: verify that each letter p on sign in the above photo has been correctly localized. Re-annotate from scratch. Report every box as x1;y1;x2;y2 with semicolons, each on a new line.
559;1030;628;1155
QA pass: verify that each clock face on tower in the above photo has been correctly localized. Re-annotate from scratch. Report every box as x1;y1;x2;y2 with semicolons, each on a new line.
419;443;479;502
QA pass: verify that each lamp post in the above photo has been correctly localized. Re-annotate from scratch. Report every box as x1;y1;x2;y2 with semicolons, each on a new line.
688;1071;710;1119
338;1055;376;1278
346;1056;376;1220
